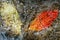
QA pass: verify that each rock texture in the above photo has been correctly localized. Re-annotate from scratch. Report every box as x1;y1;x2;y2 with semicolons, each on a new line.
0;0;60;40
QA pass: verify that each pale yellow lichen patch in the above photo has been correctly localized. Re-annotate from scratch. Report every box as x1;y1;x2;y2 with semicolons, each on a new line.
0;2;22;37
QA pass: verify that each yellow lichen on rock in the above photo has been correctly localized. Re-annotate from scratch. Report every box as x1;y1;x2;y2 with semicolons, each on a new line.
0;2;22;37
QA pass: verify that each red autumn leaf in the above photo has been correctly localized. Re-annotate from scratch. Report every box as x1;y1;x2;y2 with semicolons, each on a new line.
29;9;58;31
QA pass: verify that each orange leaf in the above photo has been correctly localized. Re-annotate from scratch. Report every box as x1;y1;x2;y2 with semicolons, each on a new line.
29;9;58;31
